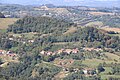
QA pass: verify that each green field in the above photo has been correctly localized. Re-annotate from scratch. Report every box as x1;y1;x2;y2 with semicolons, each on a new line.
108;34;120;38
101;75;120;80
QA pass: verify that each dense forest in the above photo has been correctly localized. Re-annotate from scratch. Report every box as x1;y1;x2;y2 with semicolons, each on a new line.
7;16;74;34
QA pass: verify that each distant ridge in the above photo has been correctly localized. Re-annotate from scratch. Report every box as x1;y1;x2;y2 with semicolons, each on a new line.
0;0;120;7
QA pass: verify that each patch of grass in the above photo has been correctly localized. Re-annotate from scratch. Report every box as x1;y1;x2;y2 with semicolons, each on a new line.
81;59;117;68
71;60;87;68
10;47;19;51
104;52;120;62
0;29;7;33
85;21;103;27
101;75;120;80
63;27;77;35
100;67;112;75
108;34;120;38
11;32;36;39
0;18;19;29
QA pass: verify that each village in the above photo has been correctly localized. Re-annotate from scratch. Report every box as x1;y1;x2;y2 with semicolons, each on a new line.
40;47;103;56
0;48;99;77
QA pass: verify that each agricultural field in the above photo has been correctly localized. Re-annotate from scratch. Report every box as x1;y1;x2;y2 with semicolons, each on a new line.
63;27;77;35
81;53;120;68
89;12;114;16
101;27;120;33
85;21;104;28
0;18;18;29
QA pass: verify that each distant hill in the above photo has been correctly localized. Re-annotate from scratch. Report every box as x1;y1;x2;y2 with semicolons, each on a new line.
43;4;56;8
0;12;5;18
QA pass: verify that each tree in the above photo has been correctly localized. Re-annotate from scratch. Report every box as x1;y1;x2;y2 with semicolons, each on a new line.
97;63;105;73
0;12;5;18
0;59;2;65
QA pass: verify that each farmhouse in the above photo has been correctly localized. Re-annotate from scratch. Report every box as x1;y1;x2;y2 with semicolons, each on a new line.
40;50;46;55
40;48;80;56
0;50;6;54
83;47;103;52
72;48;79;54
28;40;34;43
7;53;17;57
40;50;54;56
6;51;18;60
0;50;18;60
7;51;13;54
57;49;64;54
64;49;72;54
63;48;79;54
83;68;97;76
46;51;53;55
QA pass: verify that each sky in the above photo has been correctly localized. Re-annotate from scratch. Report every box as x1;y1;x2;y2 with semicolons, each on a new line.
0;0;120;7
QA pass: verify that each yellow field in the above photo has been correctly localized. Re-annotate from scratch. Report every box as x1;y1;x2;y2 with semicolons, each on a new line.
0;18;19;29
89;12;114;16
101;27;120;33
63;27;77;35
85;21;103;27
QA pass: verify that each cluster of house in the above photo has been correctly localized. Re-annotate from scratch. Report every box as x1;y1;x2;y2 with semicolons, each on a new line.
83;47;103;52
40;48;79;56
63;67;97;76
82;68;97;76
0;50;18;59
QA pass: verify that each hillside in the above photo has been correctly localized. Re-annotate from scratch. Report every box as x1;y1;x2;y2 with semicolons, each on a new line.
0;4;120;80
7;16;120;51
0;16;119;80
7;16;74;34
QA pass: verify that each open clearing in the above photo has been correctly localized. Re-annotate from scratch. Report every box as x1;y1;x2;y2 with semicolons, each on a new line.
0;18;18;29
53;58;74;68
101;75;120;80
81;58;120;68
85;21;103;27
104;52;120;61
54;71;69;80
63;27;77;35
101;27;120;33
89;12;114;16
